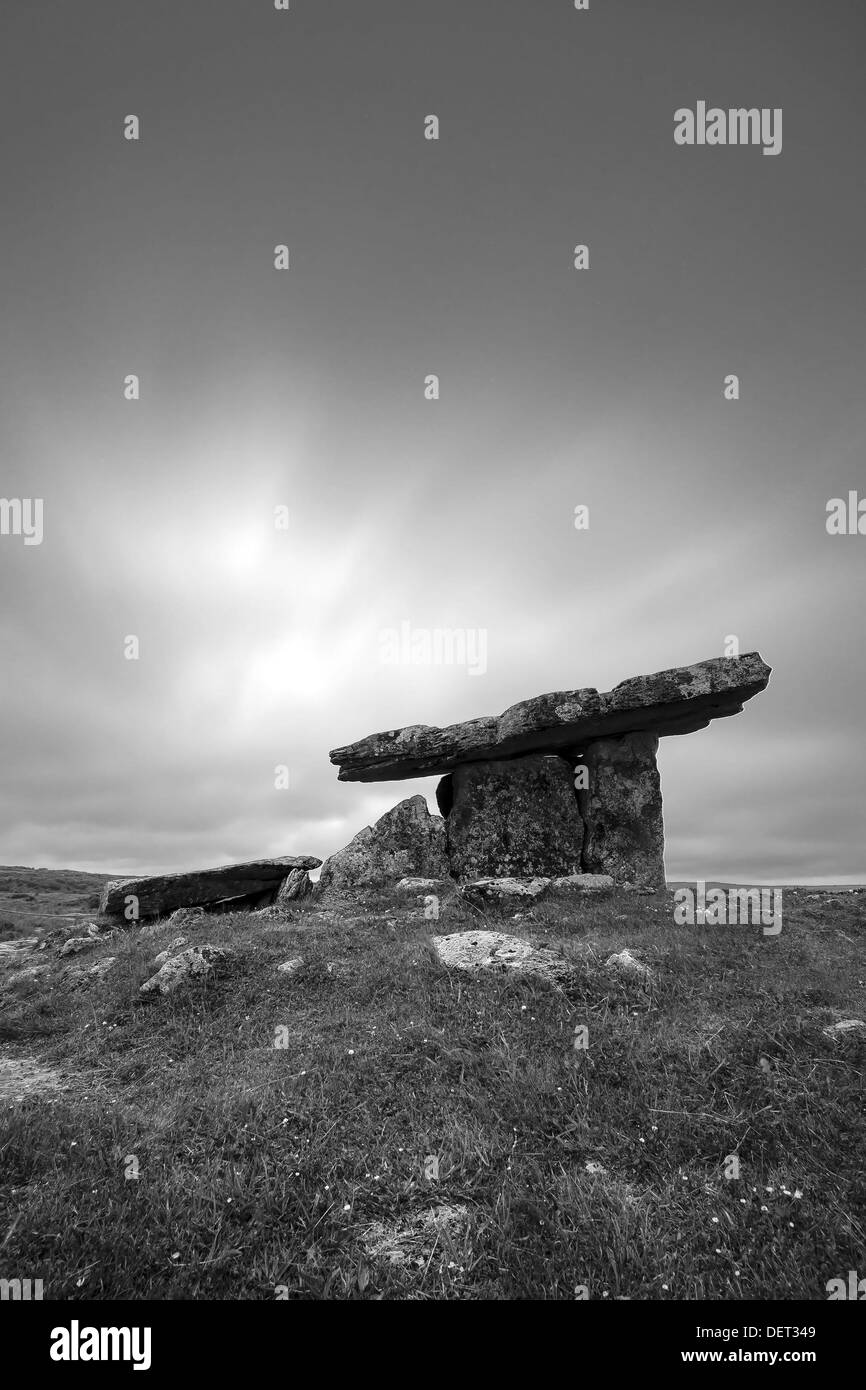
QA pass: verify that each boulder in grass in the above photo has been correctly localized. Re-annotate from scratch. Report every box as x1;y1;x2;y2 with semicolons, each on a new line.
822;1018;866;1041
316;796;449;897
88;957;117;980
139;945;235;997
431;929;569;985
277;957;304;977
605;948;652;979
461;877;550;909
60;936;98;958
153;936;188;967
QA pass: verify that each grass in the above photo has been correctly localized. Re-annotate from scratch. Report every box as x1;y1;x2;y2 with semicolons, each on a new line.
0;865;108;939
0;874;864;1300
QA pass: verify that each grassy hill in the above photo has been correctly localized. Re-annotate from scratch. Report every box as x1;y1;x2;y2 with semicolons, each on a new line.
0;871;863;1299
0;866;111;939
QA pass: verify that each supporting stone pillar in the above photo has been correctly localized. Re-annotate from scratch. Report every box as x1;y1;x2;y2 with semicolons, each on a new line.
439;753;584;881
580;732;666;888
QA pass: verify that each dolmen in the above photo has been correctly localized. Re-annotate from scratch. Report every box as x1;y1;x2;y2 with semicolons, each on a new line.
325;653;771;893
100;855;321;923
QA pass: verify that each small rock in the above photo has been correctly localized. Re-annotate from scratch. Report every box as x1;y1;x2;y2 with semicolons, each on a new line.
277;957;304;977
88;957;116;979
605;948;652;979
60;935;101;958
153;935;188;967
140;945;235;997
362;1204;468;1268
822;1018;866;1041
168;906;204;927
6;963;53;986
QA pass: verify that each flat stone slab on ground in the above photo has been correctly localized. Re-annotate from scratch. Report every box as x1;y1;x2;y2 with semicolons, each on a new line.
362;1204;469;1268
461;878;551;907
461;874;614;908
331;653;771;781
431;929;571;983
549;874;615;893
100;856;321;921
395;877;450;894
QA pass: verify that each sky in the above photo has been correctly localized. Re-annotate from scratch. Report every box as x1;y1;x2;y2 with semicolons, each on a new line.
1;0;864;884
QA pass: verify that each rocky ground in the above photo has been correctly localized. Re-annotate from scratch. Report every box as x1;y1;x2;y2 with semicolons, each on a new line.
0;866;863;1299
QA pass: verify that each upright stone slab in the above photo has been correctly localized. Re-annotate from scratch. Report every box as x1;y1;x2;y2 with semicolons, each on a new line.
441;754;584;881
580;733;665;888
316;794;449;896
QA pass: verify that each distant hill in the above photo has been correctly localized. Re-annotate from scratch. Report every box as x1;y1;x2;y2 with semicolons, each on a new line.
0;866;113;939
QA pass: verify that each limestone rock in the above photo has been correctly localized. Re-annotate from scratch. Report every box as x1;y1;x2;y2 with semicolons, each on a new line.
139;945;235;997
822;1018;866;1041
581;733;666;889
277;957;304;976
60;934;104;958
362;1204;469;1268
316;796;449;895
276;867;313;904
153;936;188;967
461;877;551;908
88;957;116;980
431;929;569;984
167;906;204;927
442;754;583;880
606;948;652;978
6;962;52;986
548;873;615;894
330;653;771;782
100;856;321;922
395;877;449;895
